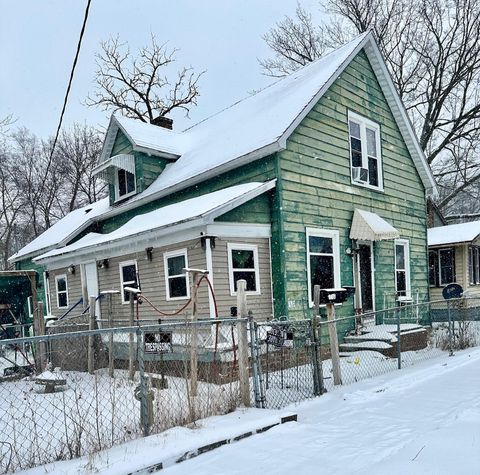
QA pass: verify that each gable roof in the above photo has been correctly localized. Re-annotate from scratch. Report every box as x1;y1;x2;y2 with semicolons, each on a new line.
428;221;480;247
96;31;435;222
9;198;110;263
35;181;275;264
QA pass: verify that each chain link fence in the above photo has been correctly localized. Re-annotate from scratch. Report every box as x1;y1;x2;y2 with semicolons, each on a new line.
0;319;243;474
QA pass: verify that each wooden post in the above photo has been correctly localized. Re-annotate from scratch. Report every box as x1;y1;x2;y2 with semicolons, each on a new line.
190;271;200;397
88;296;96;374
312;285;323;395
37;301;46;372
236;280;250;407
128;291;135;381
326;303;342;386
108;293;114;377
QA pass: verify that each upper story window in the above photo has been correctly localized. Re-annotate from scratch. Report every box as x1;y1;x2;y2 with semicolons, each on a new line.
429;248;455;287
227;243;260;295
55;274;69;309
164;249;190;300
116;168;136;200
395;239;411;298
348;111;383;191
469;246;480;285
306;228;341;305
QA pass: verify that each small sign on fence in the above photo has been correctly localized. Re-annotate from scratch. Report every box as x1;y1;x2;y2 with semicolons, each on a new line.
144;332;173;354
266;327;294;348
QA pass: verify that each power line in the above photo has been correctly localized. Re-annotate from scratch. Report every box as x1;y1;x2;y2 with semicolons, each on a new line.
48;0;92;163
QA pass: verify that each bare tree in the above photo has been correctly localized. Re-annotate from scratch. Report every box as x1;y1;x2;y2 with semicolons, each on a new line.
86;35;204;123
260;0;480;214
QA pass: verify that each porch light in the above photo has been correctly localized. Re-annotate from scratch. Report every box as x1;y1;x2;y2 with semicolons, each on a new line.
98;259;109;269
67;265;76;275
145;247;153;261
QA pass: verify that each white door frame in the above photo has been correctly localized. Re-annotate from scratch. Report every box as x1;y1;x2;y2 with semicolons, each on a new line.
81;261;101;320
356;240;376;316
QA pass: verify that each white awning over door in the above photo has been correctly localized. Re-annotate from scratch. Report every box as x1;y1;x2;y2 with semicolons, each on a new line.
349;209;400;241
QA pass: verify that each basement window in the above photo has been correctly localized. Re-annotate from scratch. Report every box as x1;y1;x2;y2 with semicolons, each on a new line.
164;249;189;300
227;243;260;295
348;111;383;191
55;274;69;309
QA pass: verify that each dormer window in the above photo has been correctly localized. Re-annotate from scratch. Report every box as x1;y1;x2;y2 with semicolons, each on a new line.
116;168;136;200
92;153;137;202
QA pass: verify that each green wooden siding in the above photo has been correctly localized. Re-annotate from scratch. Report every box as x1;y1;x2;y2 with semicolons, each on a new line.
275;49;428;320
15;258;47;314
100;156;277;233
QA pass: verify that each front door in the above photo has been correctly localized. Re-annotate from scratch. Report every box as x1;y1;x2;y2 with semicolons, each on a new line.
358;243;375;315
82;262;100;319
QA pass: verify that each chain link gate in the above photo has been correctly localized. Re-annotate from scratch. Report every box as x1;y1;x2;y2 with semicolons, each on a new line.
251;319;323;409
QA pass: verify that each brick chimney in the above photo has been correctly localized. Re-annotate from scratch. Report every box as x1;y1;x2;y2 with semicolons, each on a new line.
150;116;173;130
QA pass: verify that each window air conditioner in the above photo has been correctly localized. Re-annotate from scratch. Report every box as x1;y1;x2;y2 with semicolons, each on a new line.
352;166;369;183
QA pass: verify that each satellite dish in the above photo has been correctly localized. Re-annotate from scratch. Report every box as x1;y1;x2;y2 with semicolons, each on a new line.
442;283;463;300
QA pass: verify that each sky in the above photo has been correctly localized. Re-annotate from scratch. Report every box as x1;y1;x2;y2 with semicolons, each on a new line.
0;0;323;139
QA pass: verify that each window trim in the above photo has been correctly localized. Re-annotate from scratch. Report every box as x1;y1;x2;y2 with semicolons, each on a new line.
119;260;139;304
468;245;480;285
163;248;190;301
114;167;136;202
55;274;69;309
306;228;341;307
227;243;261;296
348;110;384;192
394;239;411;299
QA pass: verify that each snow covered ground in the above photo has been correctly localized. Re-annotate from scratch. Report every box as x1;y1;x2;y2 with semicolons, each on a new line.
23;347;480;474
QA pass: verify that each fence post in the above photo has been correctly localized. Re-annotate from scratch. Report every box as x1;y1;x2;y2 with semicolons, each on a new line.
88;296;95;374
312;285;324;395
447;299;454;356
108;293;114;377
137;328;151;437
248;312;261;407
236;280;251;407
190;271;200;398
129;291;135;381
36;301;46;372
326;303;342;386
396;306;401;370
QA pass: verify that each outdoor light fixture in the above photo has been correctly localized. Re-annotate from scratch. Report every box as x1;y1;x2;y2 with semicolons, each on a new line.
145;247;153;261
345;247;360;256
98;259;109;269
67;265;76;275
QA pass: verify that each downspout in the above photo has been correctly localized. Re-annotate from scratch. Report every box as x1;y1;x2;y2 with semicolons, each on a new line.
205;237;215;318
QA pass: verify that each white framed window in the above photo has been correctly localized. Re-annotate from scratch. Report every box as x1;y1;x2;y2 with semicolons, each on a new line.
55;274;69;309
468;246;480;285
429;248;456;287
227;243;261;296
119;260;139;304
306;228;341;306
164;249;190;300
115;168;136;201
395;239;411;298
348;111;383;191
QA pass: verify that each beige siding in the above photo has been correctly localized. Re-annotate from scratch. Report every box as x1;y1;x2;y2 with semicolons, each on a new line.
212;237;273;320
46;237;273;322
48;267;83;316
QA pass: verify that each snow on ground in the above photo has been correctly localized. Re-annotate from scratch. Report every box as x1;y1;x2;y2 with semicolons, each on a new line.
163;348;480;475
23;347;480;474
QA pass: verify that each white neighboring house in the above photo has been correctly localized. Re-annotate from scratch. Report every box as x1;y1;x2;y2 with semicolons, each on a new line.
428;221;480;299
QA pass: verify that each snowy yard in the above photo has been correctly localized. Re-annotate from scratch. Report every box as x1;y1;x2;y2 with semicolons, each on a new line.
20;346;480;474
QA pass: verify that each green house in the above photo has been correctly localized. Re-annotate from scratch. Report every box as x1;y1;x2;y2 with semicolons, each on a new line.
13;32;436;324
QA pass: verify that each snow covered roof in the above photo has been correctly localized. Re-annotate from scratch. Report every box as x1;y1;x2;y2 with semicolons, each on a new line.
99;115;187;163
9;198;110;262
97;31;435;220
349;209;400;241
428;221;480;246
35;181;275;263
